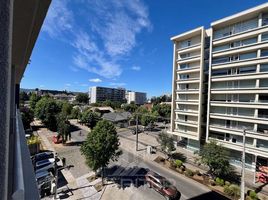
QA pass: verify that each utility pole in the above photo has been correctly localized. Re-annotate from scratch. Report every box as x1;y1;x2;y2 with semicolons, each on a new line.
136;114;138;151
241;130;246;200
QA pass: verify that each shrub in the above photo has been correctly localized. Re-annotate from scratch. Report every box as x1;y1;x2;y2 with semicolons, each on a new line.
215;177;225;186
224;184;240;199
209;179;216;186
195;170;201;176
224;181;231;186
180;165;186;171
185;169;194;177
248;190;258;200
174;160;183;168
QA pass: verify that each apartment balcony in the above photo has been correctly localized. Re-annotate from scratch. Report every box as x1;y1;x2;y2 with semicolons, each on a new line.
211;87;268;94
212;56;268;69
210;101;268;109
211;72;268;82
175;109;199;117
209;124;268;138
177;43;201;53
177;68;200;74
176;56;200;65
212;41;268;58
175;99;199;105
12;110;40;200
176;78;200;84
176;89;200;94
210;113;268;124
173;129;199;140
175;120;198;127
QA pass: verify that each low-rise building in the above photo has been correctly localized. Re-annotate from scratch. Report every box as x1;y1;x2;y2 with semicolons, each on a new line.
126;91;147;105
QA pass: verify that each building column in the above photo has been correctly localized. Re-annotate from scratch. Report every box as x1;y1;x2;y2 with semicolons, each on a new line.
0;0;13;199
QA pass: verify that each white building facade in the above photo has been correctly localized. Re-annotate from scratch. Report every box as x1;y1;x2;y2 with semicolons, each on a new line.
126;91;147;105
170;3;268;170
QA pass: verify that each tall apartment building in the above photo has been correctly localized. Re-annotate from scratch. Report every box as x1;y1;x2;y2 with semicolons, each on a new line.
170;3;268;169
89;86;126;104
207;3;268;169
126;91;147;105
170;27;208;151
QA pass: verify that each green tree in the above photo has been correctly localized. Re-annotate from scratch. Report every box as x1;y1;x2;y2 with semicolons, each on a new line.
29;93;41;110
34;97;61;131
157;132;175;159
80;120;122;184
80;110;100;129
140;114;157;127
152;104;171;119
57;112;71;143
70;107;81;119
75;93;89;104
20;91;29;105
61;101;73;117
20;106;34;129
122;102;138;113
199;140;231;177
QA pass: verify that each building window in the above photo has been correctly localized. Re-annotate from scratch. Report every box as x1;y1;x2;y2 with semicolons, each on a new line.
262;13;268;26
262;32;268;41
240;52;257;60
179;74;189;80
260;64;268;72
261;49;268;57
239;65;256;74
180;63;189;69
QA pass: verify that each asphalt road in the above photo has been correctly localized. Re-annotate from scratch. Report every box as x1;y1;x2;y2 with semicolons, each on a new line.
108;149;229;200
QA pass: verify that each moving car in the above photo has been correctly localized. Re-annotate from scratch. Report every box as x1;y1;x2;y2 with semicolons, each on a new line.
145;170;178;200
32;151;54;163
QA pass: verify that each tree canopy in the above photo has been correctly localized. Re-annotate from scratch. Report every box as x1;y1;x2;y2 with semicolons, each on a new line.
199;140;231;177
75;93;89;104
157;132;175;159
20;106;34;129
34;97;61;131
29;93;41;110
79;110;100;129
122;102;138;113
80;120;122;183
152;104;171;119
57;112;71;143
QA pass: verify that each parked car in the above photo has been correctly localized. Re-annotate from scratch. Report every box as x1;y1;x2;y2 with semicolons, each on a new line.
145;170;178;200
130;127;143;135
52;135;62;144
35;158;55;174
36;170;53;197
32;151;54;163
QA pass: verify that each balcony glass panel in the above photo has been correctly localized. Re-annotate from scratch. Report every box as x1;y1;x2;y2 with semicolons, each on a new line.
258;109;268;119
242;37;257;46
261;49;268;57
240;52;257;60
261;32;268;41
257;124;268;134
259;94;268;103
260;64;268;72
210;132;224;140
213;44;229;52
212;56;229;64
260;79;268;87
262;13;268;26
179;63;189;70
257;139;268;150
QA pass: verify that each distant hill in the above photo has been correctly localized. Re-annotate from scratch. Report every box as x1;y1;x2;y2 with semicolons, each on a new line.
20;88;87;95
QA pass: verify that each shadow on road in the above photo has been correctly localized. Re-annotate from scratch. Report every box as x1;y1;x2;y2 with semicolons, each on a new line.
70;124;82;132
64;141;84;146
189;191;229;200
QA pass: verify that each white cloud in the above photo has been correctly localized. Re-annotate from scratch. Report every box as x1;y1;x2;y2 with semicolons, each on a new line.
89;78;102;83
131;66;141;71
42;0;73;38
89;0;152;57
109;82;126;87
65;83;71;86
39;85;45;88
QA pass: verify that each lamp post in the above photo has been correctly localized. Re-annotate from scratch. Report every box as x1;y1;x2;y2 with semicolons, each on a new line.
136;114;138;151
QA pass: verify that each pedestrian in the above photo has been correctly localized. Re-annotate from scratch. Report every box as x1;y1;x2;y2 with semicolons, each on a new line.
79;130;82;136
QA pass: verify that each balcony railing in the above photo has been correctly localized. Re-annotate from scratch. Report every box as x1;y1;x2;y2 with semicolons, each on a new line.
12;109;40;200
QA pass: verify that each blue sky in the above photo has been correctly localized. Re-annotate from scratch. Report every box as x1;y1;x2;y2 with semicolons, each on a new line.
21;0;267;97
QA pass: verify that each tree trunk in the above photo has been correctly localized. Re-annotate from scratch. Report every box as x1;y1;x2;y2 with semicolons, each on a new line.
101;166;104;186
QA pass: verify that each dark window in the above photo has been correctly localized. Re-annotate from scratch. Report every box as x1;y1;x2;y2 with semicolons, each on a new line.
260;64;268;72
212;56;229;64
261;49;268;57
262;32;268;41
239;66;256;74
262;13;268;26
212;69;228;76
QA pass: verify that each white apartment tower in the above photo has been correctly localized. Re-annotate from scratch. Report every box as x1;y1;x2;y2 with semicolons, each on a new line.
170;27;208;151
170;3;268;169
207;3;268;169
126;91;147;105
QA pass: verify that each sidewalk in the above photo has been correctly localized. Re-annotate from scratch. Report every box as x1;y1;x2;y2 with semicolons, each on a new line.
37;128;104;200
121;130;268;196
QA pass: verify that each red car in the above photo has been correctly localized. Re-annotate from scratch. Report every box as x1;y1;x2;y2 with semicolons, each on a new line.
145;170;178;200
52;136;62;144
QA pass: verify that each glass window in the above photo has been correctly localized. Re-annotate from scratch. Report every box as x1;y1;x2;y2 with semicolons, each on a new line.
261;49;268;57
261;32;268;41
212;69;228;76
213;44;229;52
180;53;190;59
180;63;189;69
262;13;268;26
240;52;257;60
260;79;268;87
239;66;256;74
242;37;257;45
212;56;229;64
260;64;268;72
179;74;189;80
